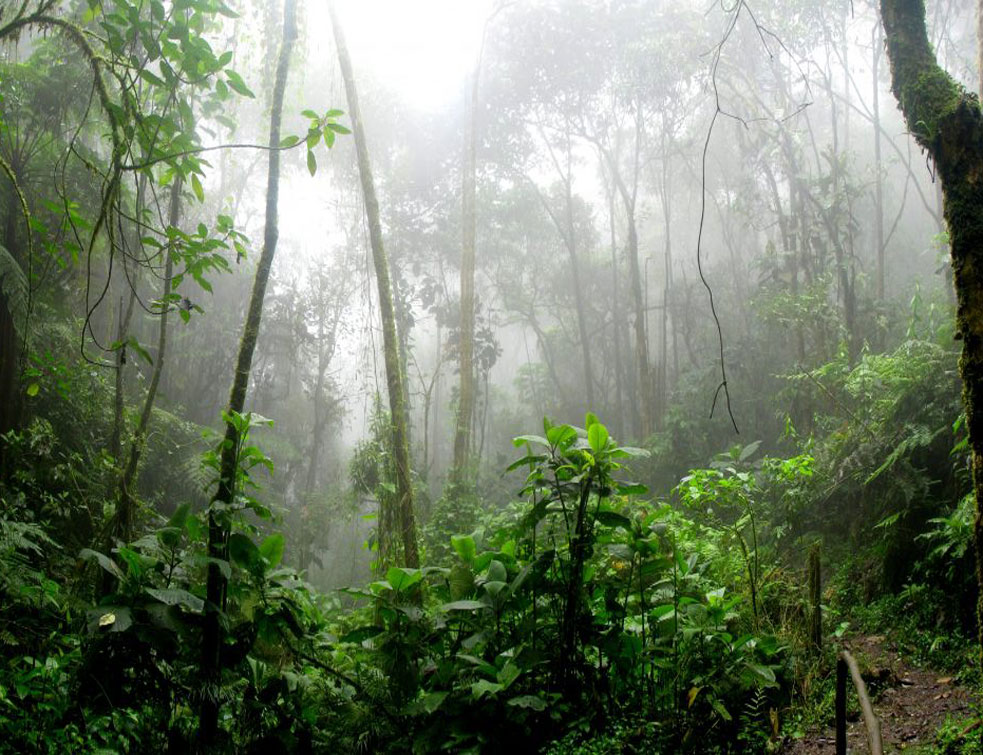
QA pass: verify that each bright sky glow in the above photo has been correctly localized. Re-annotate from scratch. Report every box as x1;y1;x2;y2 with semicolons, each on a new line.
308;0;492;111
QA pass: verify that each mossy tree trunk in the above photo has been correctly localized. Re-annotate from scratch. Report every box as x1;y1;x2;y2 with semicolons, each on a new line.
198;0;298;745
329;0;419;569
880;0;983;667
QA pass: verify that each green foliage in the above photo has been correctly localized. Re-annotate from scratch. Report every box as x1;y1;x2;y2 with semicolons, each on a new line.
330;416;787;752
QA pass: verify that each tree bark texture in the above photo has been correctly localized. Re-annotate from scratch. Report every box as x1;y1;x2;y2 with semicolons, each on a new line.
880;0;983;667
329;0;419;569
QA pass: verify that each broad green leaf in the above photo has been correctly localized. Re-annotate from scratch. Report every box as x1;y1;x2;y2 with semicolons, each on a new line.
440;599;486;611
127;336;153;365
507;695;546;711
738;440;762;462
588;422;609;452
80;548;124;581
145;588;204;613
450;534;476;564
595;510;632;530
471;679;503;699
86;607;133;633
307;149;317;176
512;434;548;447
486;559;507;583
386;566;423;592
191;173;204;202
225;70;254;97
404;691;449;716
746;663;778;686
229;533;261;572
616;482;648;496
340;625;384;643
259;533;285;568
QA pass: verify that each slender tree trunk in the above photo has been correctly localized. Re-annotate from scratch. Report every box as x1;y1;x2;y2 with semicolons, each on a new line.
880;0;983;669
607;183;625;436
626;206;650;437
109;287;137;463
602;148;650;438
199;0;298;744
113;179;180;544
453;61;479;482
659;125;673;427
562;143;596;411
330;0;419;569
873;24;886;300
531;161;595;412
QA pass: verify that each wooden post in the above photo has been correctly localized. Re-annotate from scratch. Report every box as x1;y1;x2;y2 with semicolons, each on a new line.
809;543;822;651
836;654;847;755
836;650;884;755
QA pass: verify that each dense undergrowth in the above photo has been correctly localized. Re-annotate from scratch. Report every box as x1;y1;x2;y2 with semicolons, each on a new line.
0;315;977;753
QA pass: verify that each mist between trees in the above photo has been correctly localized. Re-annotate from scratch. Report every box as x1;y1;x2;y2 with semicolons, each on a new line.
0;0;981;752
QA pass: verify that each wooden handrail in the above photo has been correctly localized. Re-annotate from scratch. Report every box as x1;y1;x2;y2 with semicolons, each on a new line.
836;650;883;755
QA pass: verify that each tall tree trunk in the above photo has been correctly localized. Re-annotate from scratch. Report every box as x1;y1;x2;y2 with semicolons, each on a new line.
113;179;180;544
329;1;419;569
626;204;650;437
659;123;674;425
607;181;626;436
199;0;298;744
109;286;137;464
531;159;595;413
880;0;983;668
560;132;596;412
873;24;886;300
453;60;479;482
602;142;651;438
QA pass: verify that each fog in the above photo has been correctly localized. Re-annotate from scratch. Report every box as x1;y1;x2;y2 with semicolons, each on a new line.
1;0;974;587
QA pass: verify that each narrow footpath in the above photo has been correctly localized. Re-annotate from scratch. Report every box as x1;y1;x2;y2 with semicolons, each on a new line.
786;635;977;754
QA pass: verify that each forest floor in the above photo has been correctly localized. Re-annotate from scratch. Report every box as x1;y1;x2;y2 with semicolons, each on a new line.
785;635;978;754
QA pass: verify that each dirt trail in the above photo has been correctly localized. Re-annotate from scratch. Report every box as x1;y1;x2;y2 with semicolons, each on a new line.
785;635;974;754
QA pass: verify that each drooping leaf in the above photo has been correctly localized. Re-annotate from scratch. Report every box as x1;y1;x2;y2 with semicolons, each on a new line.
145;587;204;613
440;600;486;612
508;695;546;711
191;173;204;202
340;625;384;643
80;548;124;581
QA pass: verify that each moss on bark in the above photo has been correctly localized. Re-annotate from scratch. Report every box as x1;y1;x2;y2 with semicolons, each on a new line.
881;0;983;669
